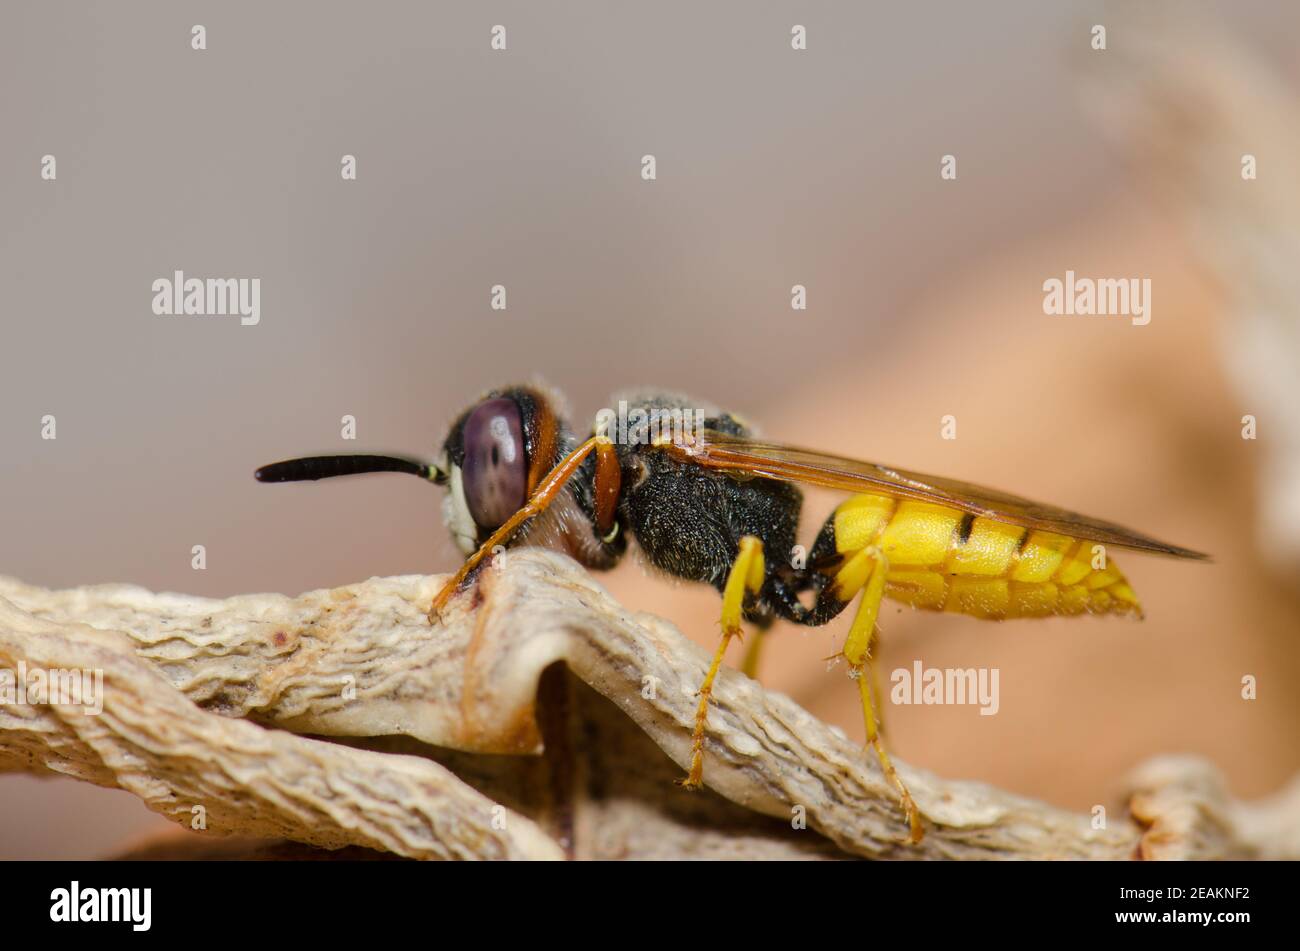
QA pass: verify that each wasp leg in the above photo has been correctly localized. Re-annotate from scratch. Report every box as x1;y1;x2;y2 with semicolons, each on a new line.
872;636;889;739
740;607;777;679
740;628;765;679
428;435;615;621
837;546;924;843
680;535;765;790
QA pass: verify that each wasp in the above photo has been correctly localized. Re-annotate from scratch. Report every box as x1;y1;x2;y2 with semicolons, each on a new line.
256;384;1208;843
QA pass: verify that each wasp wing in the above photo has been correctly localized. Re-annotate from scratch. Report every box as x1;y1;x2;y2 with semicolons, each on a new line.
660;430;1209;560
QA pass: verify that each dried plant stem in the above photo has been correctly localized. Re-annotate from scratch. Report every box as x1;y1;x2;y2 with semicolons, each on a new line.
1;551;1295;860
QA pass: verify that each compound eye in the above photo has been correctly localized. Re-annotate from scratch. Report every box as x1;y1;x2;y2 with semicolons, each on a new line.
461;398;527;530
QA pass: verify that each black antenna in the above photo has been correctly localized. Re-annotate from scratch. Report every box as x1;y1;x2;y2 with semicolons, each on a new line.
255;454;446;485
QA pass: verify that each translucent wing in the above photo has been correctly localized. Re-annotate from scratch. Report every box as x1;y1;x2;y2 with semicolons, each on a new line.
659;430;1209;560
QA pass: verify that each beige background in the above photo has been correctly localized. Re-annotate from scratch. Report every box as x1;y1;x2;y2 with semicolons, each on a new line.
2;2;1298;858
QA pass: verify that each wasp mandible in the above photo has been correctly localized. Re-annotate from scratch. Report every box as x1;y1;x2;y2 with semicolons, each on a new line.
256;384;1208;843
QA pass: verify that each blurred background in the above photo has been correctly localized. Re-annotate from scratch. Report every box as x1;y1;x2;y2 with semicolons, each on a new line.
2;1;1298;858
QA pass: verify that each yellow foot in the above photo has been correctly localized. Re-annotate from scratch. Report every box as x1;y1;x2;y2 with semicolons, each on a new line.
679;682;716;791
867;734;925;844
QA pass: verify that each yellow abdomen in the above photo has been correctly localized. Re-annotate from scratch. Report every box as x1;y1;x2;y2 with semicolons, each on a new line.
833;494;1142;620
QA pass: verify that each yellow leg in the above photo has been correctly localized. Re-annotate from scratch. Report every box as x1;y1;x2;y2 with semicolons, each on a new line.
680;535;765;789
740;628;765;679
869;628;888;739
840;547;924;844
